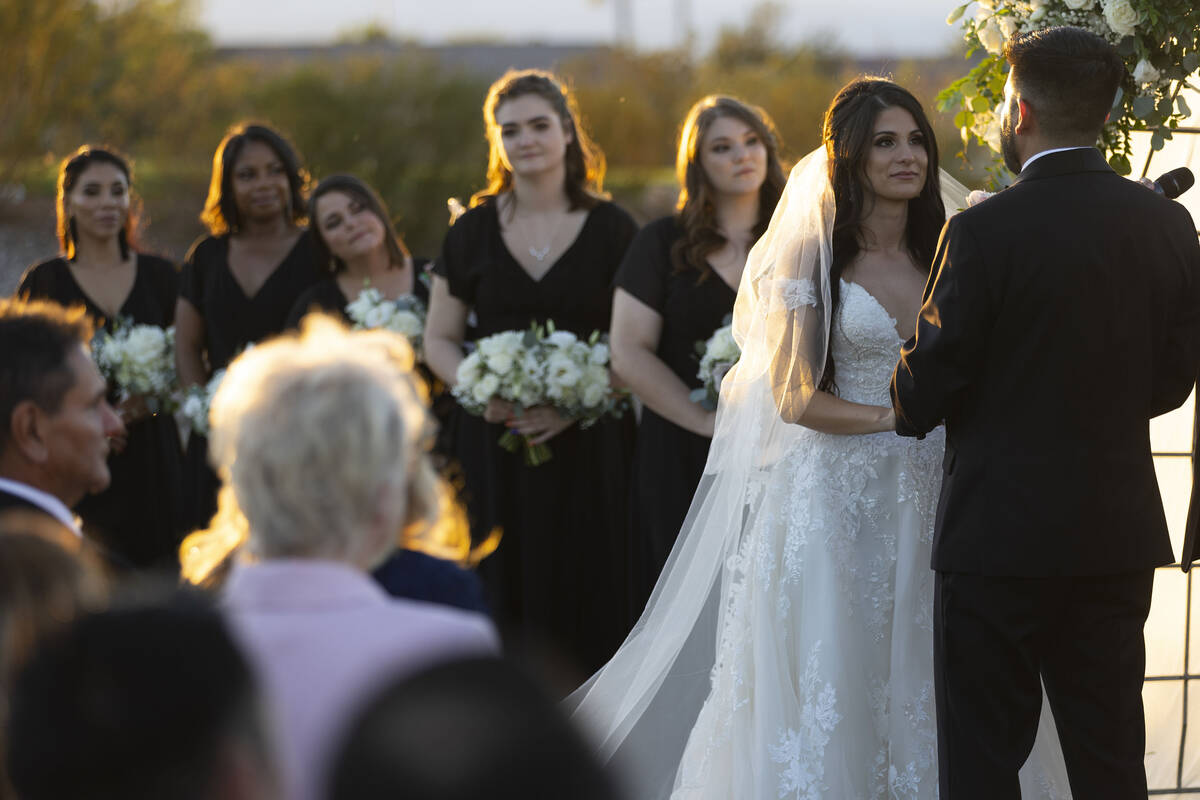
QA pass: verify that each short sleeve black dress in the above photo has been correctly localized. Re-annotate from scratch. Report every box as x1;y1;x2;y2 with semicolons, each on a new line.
178;232;321;530
17;254;185;569
435;199;637;676
613;217;738;615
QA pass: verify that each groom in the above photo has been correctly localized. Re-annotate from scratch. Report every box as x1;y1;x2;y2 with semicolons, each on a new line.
891;27;1200;799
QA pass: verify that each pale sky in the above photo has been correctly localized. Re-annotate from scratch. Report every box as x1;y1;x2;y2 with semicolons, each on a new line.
198;0;963;56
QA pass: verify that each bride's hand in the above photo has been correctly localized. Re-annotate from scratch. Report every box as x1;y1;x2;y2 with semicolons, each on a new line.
878;408;897;433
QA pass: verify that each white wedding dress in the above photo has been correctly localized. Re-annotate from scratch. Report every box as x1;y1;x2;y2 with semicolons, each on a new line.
569;150;1071;799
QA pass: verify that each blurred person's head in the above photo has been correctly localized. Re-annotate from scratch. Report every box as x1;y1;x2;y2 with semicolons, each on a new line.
327;657;622;800
201;123;308;236
5;598;277;800
472;69;605;210
672;95;786;280
1000;27;1124;173
0;298;124;507
204;315;434;569
0;532;105;800
55;146;140;261
308;174;410;274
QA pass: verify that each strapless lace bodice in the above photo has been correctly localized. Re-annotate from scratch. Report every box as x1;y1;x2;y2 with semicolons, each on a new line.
829;280;904;407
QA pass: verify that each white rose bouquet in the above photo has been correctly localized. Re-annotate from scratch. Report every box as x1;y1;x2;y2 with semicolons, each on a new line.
453;322;625;465
940;0;1200;177
91;318;177;413
690;320;741;411
179;368;227;437
345;287;426;353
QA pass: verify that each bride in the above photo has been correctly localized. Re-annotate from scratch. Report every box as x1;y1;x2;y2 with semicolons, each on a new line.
569;78;1070;798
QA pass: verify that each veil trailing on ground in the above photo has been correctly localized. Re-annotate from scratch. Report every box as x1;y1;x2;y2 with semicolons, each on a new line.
566;148;971;798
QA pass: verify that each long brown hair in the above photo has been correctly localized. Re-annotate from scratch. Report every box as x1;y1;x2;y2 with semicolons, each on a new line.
56;146;141;261
469;69;606;210
670;96;786;281
819;77;945;392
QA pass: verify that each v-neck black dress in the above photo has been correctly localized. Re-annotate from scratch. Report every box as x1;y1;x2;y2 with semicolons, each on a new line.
435;198;638;676
17;254;185;569
178;231;321;531
613;217;739;619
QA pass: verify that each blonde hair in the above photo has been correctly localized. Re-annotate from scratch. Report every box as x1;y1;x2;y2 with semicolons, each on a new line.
180;316;482;585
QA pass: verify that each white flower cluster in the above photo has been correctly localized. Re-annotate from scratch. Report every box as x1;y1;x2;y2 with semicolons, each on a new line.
692;323;741;411
179;368;226;436
453;324;618;427
345;287;426;352
91;319;177;412
972;0;1147;59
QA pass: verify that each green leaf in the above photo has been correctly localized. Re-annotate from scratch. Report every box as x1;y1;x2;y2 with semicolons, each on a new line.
1111;85;1124;111
1117;36;1137;57
971;95;991;113
954;110;971;129
1132;94;1156;119
1179;95;1192;117
946;3;968;25
1184;53;1199;73
1151;129;1165;151
1109;153;1132;175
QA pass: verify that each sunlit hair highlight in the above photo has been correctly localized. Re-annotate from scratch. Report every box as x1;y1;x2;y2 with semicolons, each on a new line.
671;95;786;281
470;69;606;210
200;122;309;236
819;76;944;392
56;146;141;261
308;175;411;274
179;316;480;587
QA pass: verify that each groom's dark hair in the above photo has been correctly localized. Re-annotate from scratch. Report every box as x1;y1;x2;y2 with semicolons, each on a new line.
1004;27;1124;142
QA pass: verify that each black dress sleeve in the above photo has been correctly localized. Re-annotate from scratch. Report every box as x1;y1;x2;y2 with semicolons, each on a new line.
14;258;65;301
433;205;488;305
178;236;217;314
614;216;677;313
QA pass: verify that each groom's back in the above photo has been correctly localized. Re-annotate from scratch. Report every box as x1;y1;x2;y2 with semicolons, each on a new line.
931;149;1200;576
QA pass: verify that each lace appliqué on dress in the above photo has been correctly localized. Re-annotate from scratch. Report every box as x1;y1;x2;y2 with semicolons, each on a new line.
765;277;819;312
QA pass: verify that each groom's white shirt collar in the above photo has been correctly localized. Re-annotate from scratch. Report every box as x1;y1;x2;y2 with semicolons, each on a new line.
1021;146;1092;173
0;476;82;536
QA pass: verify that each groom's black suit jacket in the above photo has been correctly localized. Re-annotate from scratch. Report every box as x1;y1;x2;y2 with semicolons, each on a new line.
891;148;1200;576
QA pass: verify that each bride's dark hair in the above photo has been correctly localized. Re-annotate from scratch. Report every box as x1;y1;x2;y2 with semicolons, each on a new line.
819;77;945;393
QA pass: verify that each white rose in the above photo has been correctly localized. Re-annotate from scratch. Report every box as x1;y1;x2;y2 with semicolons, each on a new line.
978;0;995;9
977;20;1005;55
997;15;1018;39
456;352;484;386
581;380;607;409
1063;0;1093;9
982;113;1003;153
124;326;166;366
1029;5;1047;22
484;351;514;375
390;311;423;338
545;351;582;388
516;382;542;408
1102;0;1139;36
544;330;578;348
472;373;500;405
363;305;391;329
588;342;609;366
1132;58;1160;85
966;189;995;207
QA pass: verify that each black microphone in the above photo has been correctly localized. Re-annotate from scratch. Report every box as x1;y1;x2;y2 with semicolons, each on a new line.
1153;167;1194;199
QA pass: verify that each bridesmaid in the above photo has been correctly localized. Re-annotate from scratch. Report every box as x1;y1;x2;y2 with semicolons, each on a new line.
286;174;430;327
611;96;786;617
424;69;638;677
175;123;321;532
17;146;184;570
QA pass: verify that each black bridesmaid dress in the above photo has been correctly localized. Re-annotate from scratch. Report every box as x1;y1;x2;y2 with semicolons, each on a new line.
17;254;185;569
612;216;738;619
435;198;637;676
178;231;321;531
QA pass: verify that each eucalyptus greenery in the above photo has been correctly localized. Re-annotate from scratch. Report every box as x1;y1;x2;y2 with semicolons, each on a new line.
938;0;1200;179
